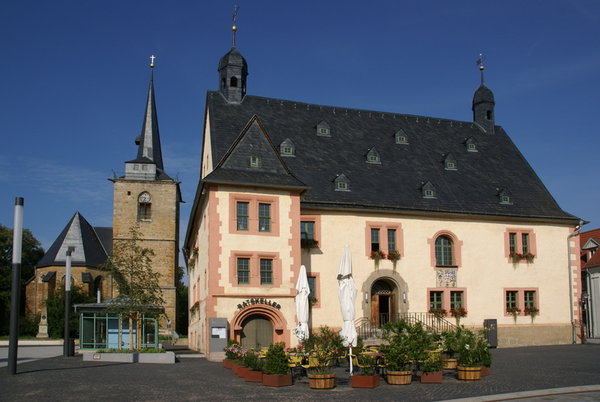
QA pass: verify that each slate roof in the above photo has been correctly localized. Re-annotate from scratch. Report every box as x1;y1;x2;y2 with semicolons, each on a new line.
36;212;112;268
204;91;577;223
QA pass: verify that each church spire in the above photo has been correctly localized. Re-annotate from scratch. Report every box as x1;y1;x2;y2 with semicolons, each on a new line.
124;56;168;180
472;53;496;134
218;6;248;103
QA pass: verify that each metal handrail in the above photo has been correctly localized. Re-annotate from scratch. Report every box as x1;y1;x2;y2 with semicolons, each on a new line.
356;312;456;340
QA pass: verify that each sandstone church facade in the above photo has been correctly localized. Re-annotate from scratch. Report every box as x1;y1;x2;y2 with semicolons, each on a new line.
26;66;181;334
184;40;583;361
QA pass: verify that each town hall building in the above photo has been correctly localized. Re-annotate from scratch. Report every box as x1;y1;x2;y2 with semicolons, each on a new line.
184;29;583;361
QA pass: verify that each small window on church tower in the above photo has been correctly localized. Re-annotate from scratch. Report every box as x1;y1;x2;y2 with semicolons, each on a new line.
230;76;238;88
138;192;152;221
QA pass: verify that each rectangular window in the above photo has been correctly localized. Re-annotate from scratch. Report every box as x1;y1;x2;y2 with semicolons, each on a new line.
524;290;536;309
371;228;380;252
258;203;271;232
509;233;517;254
522;233;530;255
387;229;397;252
237;258;250;284
429;291;443;310
307;276;316;296
505;290;518;310
249;156;260;168
236;202;249;231
301;221;315;240
260;259;273;285
450;291;463;309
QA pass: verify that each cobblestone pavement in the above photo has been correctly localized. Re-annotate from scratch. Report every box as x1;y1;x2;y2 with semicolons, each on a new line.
1;344;599;401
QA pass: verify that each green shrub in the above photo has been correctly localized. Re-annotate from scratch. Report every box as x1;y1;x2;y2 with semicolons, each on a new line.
263;342;289;375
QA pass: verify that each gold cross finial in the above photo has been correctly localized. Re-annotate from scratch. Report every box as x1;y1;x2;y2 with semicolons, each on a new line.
150;55;156;68
231;5;239;47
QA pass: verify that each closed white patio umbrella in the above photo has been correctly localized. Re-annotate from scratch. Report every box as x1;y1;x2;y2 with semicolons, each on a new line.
295;265;310;341
337;245;357;374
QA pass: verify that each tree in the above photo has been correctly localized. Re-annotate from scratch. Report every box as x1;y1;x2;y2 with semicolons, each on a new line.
101;226;164;350
0;224;45;335
45;284;94;338
176;266;188;335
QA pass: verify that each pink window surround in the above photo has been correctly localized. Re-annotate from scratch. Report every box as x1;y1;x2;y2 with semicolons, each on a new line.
307;272;321;308
426;288;467;317
364;221;404;257
300;214;322;247
503;287;539;316
504;228;537;262
427;230;463;268
229;251;282;288
229;193;280;236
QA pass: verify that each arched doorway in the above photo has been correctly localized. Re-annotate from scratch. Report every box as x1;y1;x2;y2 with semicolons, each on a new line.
371;279;396;327
240;314;273;350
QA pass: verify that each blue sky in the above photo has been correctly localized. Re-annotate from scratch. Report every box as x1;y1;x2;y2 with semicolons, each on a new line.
2;1;599;270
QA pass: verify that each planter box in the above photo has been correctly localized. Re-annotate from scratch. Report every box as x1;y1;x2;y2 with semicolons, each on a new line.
138;351;175;364
351;374;380;388
262;373;293;387
309;373;335;389
223;359;234;369
386;370;412;385
420;371;443;383
457;366;481;381
244;370;263;382
480;365;491;377
237;366;250;378
442;358;457;370
83;352;138;363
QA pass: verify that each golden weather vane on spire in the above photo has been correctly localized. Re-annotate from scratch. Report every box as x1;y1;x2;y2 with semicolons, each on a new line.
231;5;239;48
476;52;485;85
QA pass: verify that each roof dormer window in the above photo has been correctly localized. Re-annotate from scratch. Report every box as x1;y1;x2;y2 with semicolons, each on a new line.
498;189;512;205
444;153;457;170
465;137;478;152
422;182;436;199
334;173;350;191
316;121;331;137
395;130;408;144
366;147;381;164
279;138;295;156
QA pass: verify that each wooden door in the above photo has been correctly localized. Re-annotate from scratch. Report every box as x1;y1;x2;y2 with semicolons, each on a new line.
371;294;379;327
240;315;273;350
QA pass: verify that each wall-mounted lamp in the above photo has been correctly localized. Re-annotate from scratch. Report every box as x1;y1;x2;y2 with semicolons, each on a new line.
402;292;407;303
365;292;369;303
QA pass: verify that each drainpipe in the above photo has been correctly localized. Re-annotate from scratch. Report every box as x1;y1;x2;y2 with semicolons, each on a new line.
567;220;587;344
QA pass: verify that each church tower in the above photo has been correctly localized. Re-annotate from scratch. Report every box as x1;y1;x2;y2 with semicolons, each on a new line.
111;58;181;332
472;57;495;134
218;18;248;103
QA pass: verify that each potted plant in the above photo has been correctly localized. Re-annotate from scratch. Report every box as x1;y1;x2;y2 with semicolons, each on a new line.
387;250;401;269
420;351;444;383
236;349;250;378
441;327;462;369
351;354;379;388
509;252;522;263
262;343;292;387
380;320;414;385
450;307;467;325
524;253;535;262
370;250;386;268
524;306;539;323
429;308;447;320
456;328;489;381
479;341;492;377
243;349;263;382
507;306;521;322
223;341;243;370
302;326;343;389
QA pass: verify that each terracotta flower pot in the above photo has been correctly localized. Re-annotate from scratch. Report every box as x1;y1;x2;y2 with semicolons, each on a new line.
237;366;250;378
386;370;412;385
309;373;335;389
420;370;443;383
351;374;380;388
244;370;263;382
262;373;293;387
457;366;481;381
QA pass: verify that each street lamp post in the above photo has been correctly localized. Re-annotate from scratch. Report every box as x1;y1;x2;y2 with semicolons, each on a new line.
8;197;24;375
64;246;75;356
